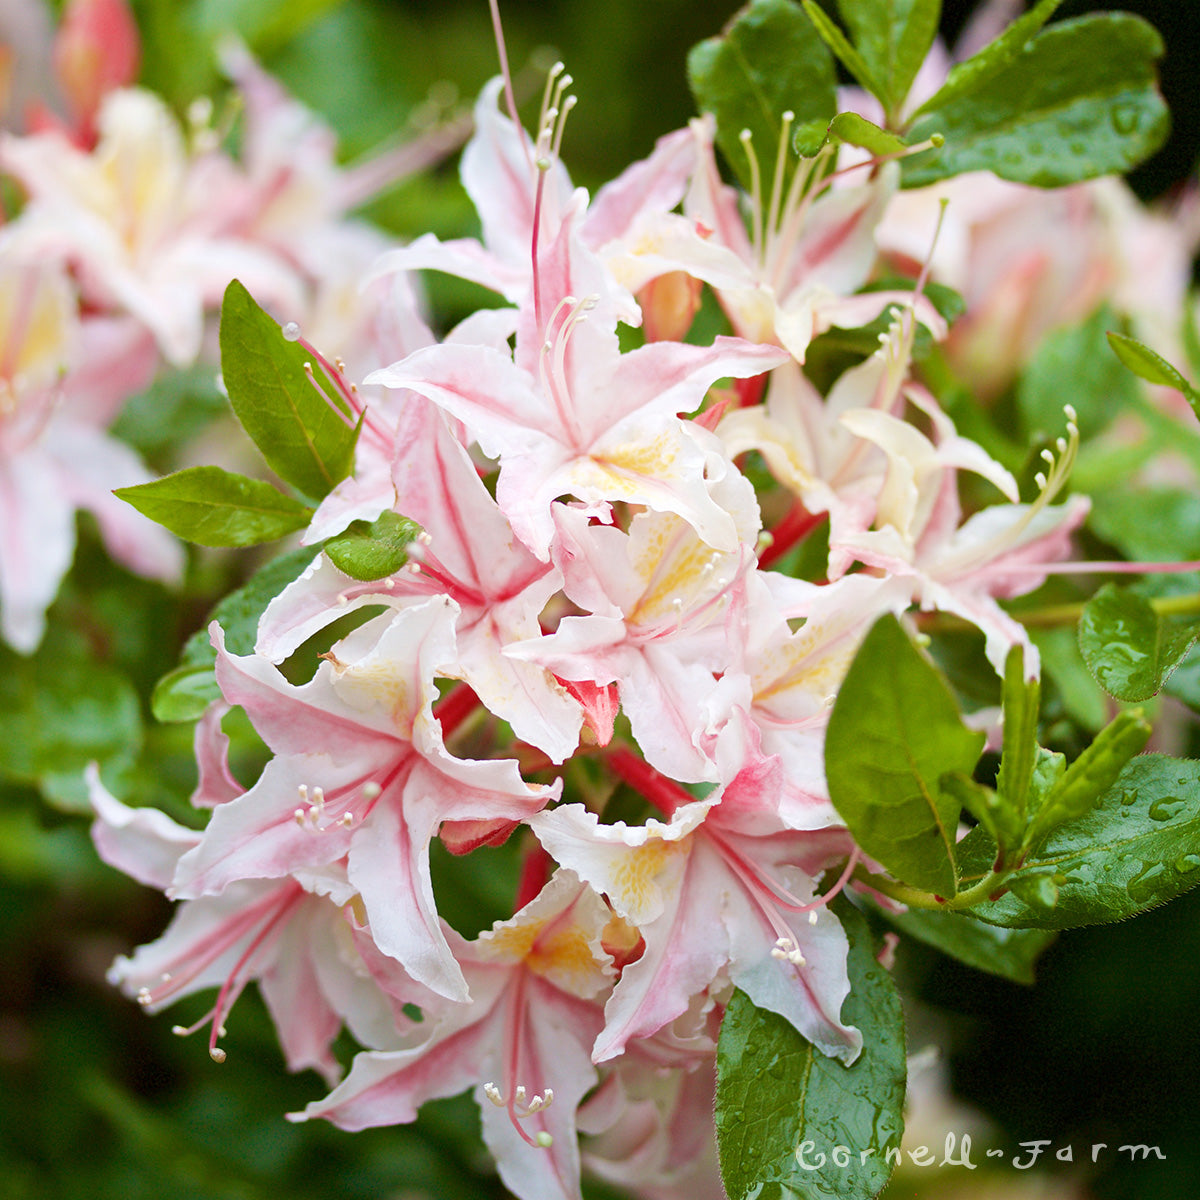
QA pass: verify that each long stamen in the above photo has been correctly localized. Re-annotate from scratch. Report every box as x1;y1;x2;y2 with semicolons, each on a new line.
764;110;794;266
739;129;765;267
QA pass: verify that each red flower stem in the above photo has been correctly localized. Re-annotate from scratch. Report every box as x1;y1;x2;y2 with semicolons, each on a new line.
757;502;827;569
433;683;481;737
606;745;691;818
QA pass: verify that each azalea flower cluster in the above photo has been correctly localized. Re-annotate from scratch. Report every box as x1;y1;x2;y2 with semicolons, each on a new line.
0;0;451;652
77;17;1140;1192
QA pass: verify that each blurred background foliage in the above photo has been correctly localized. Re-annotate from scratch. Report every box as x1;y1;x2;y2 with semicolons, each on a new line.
2;1;1198;1198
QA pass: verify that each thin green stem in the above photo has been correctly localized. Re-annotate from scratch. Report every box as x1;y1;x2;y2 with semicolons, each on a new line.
853;866;1007;912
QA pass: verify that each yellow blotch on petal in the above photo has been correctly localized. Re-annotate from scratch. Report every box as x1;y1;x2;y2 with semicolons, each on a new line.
607;836;683;924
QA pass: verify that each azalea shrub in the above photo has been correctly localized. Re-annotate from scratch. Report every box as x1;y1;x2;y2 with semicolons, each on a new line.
3;0;1200;1198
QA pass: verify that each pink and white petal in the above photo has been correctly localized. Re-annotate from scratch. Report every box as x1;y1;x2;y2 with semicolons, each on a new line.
0;451;76;653
725;877;861;1063
580;336;787;448
367;342;552;460
290;1011;499;1131
191;702;245;808
455;618;582;763
370;233;527;303
593;840;729;1063
348;793;469;1002
479;976;603;1200
259;908;345;1085
461;77;573;270
170;753;365;898
87;764;200;889
585;125;695;249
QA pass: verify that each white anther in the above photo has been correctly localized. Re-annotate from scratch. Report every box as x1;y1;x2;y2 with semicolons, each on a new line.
209;1047;227;1064
484;1082;506;1107
808;910;819;925
417;531;433;545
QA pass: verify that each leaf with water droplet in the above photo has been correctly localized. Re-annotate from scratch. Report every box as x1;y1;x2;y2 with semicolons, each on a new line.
1078;584;1200;703
1025;708;1150;847
959;755;1200;929
904;13;1168;188
688;0;836;194
715;902;905;1200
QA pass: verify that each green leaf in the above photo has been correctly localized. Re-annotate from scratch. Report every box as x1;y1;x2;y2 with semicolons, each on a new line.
825;615;984;896
910;0;1063;117
715;903;905;1200
0;625;141;786
871;902;1056;984
1088;487;1200;564
151;546;316;723
1107;331;1200;419
799;1;884;101
835;0;941;120
1018;306;1138;442
1027;710;1151;847
904;14;1169;188
689;0;837;192
997;644;1039;829
323;511;422;581
1078;585;1200;703
940;771;1018;856
219;279;360;501
963;755;1200;929
114;466;313;548
825;111;909;157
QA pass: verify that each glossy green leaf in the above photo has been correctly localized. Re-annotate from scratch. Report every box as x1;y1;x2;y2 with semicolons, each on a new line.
219;279;360;501
909;0;1063;117
114;466;313;547
689;0;837;192
825;615;984;896
1078;585;1200;703
715;903;905;1200
904;15;1168;188
963;755;1200;929
835;0;941;120
0;625;141;784
799;2;883;101
1027;710;1151;847
323;511;422;581
1018;305;1137;441
873;902;1056;984
151;547;316;723
1107;331;1200;419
